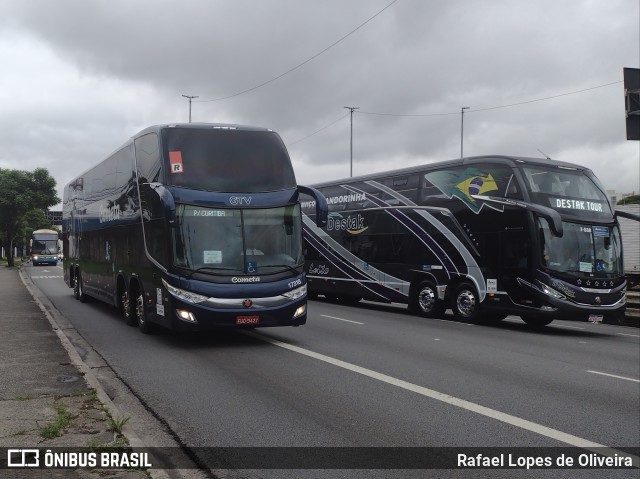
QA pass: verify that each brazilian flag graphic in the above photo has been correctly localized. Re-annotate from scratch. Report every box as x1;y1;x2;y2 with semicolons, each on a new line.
425;168;500;213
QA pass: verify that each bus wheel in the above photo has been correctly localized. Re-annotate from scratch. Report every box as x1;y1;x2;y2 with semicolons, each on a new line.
121;289;137;327
410;280;445;318
135;292;154;334
451;282;479;322
73;274;80;300
76;272;88;303
520;316;554;327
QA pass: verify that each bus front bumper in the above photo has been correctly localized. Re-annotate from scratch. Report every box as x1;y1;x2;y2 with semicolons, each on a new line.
166;298;307;331
32;256;58;265
516;277;626;322
156;282;309;331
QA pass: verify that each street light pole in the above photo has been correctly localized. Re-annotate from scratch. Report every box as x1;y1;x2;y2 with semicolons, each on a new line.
182;95;199;123
460;106;470;158
344;106;359;177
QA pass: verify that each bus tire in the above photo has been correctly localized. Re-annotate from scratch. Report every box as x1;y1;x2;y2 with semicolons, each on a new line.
73;272;80;300
520;316;554;327
451;282;480;323
76;272;88;303
410;280;445;318
121;288;137;327
134;290;155;334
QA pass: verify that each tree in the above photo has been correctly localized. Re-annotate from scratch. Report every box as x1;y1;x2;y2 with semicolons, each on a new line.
0;168;59;267
617;195;640;205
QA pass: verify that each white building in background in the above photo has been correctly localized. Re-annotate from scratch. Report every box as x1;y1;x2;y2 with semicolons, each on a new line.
607;190;636;206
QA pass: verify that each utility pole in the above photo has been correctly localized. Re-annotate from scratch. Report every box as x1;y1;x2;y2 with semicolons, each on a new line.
460;106;470;158
344;106;359;177
182;95;199;123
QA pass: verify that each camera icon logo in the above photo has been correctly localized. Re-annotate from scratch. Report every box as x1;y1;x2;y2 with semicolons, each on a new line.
7;449;40;467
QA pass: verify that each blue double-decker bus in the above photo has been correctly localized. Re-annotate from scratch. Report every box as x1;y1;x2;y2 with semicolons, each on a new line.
62;123;327;333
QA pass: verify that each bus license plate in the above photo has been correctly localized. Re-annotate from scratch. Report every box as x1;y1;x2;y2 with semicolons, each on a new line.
588;314;603;324
236;315;260;325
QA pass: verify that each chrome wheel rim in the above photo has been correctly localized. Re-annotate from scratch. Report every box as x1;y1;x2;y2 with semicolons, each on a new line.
418;287;436;312
122;291;130;318
456;289;476;317
136;294;145;326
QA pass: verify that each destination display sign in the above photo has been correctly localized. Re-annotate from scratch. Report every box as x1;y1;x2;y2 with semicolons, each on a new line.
552;198;607;213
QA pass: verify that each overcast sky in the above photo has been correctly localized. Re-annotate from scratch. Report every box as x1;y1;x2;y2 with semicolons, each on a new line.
1;0;638;209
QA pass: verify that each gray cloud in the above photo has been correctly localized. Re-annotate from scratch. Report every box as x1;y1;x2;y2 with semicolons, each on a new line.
1;0;638;206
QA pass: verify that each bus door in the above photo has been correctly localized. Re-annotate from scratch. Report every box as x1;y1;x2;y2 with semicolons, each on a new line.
500;229;531;303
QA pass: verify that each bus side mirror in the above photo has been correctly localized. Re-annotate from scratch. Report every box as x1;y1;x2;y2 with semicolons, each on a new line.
615;209;640;222
527;203;564;238
147;183;176;224
297;185;328;227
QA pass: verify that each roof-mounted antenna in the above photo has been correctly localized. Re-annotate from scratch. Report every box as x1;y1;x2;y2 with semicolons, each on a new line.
537;149;552;160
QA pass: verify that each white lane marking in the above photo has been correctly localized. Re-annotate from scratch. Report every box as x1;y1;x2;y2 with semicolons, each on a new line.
321;314;364;325
248;332;639;466
587;370;640;383
553;324;585;330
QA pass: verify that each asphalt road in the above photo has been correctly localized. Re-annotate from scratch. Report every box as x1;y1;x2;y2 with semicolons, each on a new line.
25;262;640;478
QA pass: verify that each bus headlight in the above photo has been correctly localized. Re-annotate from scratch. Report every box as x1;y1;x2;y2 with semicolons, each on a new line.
282;284;307;301
176;309;197;323
162;279;208;304
293;304;306;319
538;282;566;300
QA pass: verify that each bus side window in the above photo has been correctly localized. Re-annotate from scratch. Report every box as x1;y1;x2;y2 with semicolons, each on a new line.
504;175;523;199
136;133;166;265
135;133;162;183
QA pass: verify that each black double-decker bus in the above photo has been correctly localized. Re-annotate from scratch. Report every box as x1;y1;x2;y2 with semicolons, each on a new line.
63;123;327;333
301;155;638;326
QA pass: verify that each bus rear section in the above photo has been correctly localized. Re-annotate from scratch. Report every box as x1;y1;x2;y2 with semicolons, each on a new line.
31;229;59;266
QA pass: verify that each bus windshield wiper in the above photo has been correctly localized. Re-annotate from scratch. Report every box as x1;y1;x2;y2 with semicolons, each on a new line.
186;266;237;279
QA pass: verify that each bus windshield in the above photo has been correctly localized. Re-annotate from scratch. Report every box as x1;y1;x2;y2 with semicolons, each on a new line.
32;239;58;255
162;127;297;192
522;166;612;221
539;218;623;277
173;203;303;276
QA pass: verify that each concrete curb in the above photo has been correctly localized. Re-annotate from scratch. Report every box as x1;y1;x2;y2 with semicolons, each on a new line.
18;266;172;479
